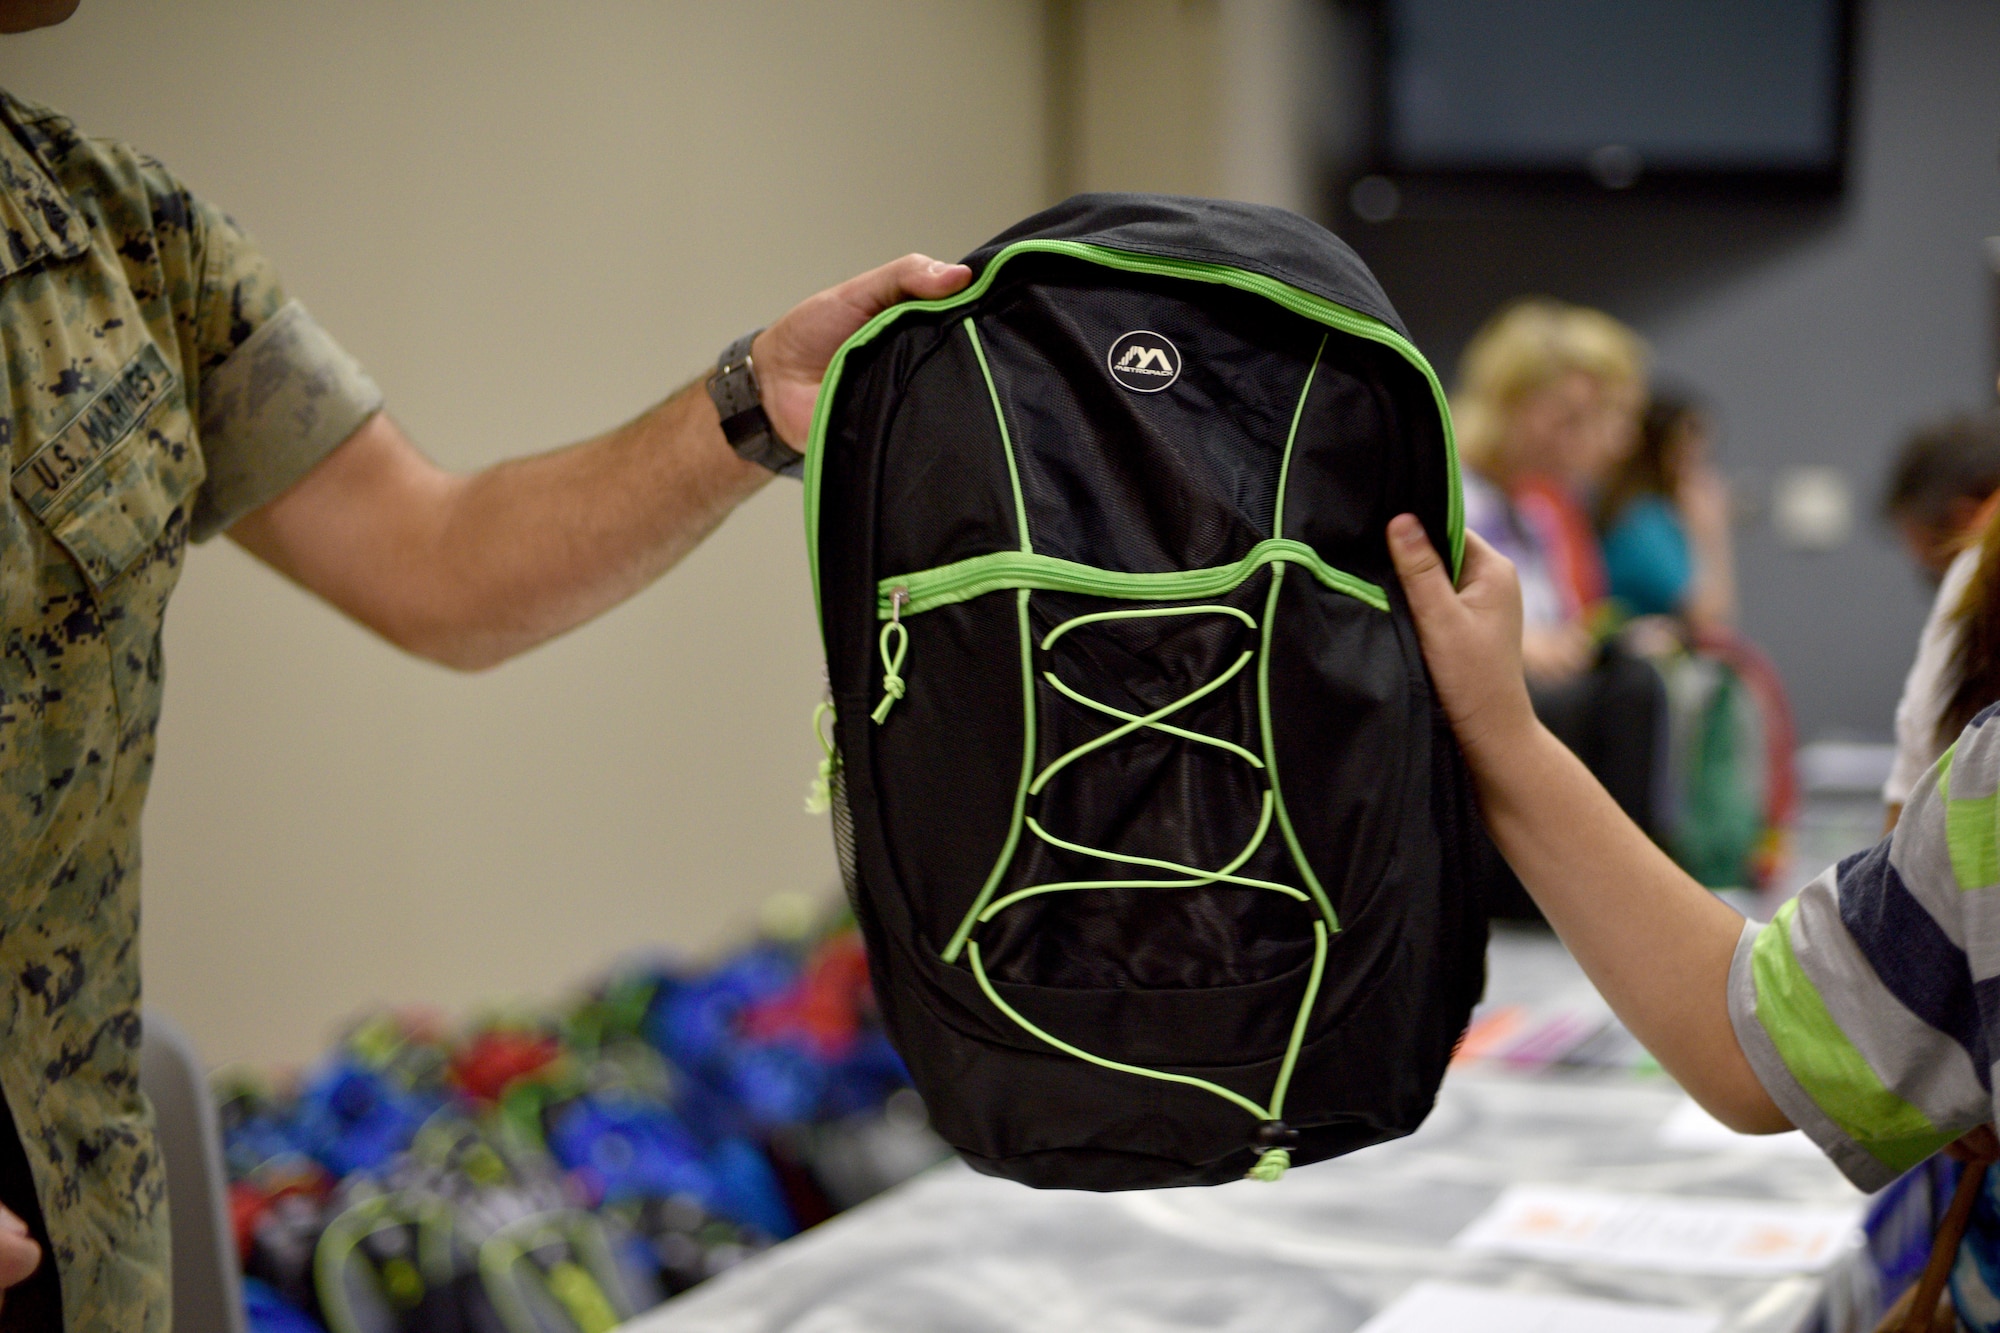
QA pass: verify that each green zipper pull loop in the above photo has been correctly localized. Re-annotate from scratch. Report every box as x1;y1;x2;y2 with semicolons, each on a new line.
804;700;838;814
1248;1149;1290;1182
1247;1121;1299;1182
872;588;910;724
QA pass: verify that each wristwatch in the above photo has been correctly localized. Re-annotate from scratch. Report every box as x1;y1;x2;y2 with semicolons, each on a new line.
707;329;804;478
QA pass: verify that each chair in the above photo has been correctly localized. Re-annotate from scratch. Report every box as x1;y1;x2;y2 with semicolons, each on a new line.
141;1010;248;1333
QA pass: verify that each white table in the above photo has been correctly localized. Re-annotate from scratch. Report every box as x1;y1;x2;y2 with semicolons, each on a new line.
624;927;1874;1333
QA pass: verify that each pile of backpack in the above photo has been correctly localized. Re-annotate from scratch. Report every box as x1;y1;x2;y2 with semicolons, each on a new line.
222;913;948;1333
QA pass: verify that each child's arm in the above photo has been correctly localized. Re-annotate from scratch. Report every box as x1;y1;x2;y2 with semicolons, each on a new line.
1386;515;1788;1131
1394;513;1997;1186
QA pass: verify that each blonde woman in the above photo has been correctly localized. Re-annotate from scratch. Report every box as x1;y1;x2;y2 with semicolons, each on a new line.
1452;300;1664;873
1454;298;1649;678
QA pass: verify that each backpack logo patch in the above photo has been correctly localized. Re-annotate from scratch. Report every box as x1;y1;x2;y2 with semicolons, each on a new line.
1107;330;1182;393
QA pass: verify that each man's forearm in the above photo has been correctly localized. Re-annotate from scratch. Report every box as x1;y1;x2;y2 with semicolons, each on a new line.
231;253;975;668
1468;719;1788;1131
423;383;768;668
231;384;770;671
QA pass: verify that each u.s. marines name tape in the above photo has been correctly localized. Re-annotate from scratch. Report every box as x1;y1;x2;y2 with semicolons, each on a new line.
11;341;173;515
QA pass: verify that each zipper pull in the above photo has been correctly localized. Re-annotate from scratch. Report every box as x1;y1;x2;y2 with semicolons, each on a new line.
872;587;910;724
805;699;839;813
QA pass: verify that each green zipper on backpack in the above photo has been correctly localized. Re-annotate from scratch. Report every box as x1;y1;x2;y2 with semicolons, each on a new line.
874;538;1389;619
802;239;1463;618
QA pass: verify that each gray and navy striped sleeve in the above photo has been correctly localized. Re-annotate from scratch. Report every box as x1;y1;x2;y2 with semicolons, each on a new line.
1728;706;2000;1190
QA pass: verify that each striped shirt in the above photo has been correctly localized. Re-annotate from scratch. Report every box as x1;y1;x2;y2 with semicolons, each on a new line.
1730;705;2000;1191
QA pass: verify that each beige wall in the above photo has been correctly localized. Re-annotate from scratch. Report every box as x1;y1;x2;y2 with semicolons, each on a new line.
1050;0;1316;209
1071;0;1223;196
0;1;1047;1067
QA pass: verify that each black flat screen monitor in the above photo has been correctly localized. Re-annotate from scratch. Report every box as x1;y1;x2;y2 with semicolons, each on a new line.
1372;0;1852;193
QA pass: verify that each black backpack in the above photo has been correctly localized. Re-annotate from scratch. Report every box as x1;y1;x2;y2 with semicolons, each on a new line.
806;194;1496;1191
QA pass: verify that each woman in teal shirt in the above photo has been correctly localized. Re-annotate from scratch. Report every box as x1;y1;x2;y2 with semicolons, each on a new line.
1598;395;1737;630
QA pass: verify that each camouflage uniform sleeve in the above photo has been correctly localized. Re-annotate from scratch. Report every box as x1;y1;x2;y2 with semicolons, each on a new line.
182;193;384;541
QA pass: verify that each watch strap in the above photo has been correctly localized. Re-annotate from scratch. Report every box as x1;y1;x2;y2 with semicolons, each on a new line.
707;330;805;478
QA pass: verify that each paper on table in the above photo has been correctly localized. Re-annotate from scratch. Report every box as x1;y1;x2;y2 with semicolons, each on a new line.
1354;1281;1720;1333
1656;1097;1825;1159
1452;1185;1861;1276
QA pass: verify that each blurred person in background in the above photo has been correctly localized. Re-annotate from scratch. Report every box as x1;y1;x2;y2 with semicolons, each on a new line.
1454;298;1647;678
1884;409;2000;583
1453;300;1667;864
0;1;974;1325
1597;393;1737;634
1884;408;2000;828
1598;395;1795;891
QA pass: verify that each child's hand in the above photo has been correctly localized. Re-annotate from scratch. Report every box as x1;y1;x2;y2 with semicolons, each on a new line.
1387;515;1539;767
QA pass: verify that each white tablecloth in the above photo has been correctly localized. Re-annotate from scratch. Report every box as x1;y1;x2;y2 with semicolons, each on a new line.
623;928;1872;1333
